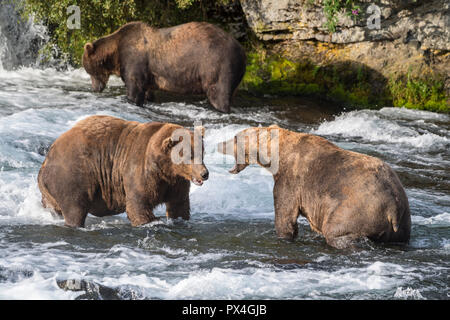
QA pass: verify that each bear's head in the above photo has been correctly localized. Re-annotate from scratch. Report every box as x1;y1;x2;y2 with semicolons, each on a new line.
158;125;209;186
207;85;231;113
82;41;116;93
218;125;280;175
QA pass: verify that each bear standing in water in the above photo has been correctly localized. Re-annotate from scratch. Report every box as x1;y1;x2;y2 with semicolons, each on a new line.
82;21;246;113
218;126;411;249
38;115;209;228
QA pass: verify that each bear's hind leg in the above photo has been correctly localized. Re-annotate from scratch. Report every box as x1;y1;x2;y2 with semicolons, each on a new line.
60;203;88;228
41;193;63;219
323;221;363;249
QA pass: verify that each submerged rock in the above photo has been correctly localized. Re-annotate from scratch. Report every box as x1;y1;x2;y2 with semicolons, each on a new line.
56;279;122;300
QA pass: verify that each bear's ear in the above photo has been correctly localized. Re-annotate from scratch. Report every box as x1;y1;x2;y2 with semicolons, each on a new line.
162;136;182;152
84;42;94;56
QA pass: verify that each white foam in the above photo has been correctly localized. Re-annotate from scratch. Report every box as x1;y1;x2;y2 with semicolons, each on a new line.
394;287;425;300
411;213;450;227
312;109;449;150
0;173;61;225
0;272;81;300
441;239;450;250
159;261;414;299
379;107;449;121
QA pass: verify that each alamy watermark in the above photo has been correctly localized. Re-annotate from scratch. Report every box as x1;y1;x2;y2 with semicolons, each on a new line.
169;121;280;175
67;5;80;30
366;4;381;30
66;3;382;31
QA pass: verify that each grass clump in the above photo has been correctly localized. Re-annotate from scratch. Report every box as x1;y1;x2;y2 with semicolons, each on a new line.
389;75;448;113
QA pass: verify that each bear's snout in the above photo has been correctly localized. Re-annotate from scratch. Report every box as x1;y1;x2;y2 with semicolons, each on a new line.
90;76;106;93
200;169;209;180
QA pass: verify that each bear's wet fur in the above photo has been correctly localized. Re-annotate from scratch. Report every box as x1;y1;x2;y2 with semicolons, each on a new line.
38;115;208;227
82;21;246;113
218;126;411;249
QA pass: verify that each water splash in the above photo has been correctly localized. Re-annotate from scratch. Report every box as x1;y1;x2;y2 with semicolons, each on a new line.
0;1;49;70
0;25;5;71
312;108;449;151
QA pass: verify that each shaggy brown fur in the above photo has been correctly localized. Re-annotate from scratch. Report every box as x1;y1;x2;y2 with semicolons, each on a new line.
38;115;209;228
218;126;411;249
82;21;246;113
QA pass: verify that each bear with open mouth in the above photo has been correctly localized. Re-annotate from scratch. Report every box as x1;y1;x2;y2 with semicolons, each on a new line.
218;125;411;249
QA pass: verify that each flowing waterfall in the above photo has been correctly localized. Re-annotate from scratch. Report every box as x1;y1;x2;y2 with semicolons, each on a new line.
0;25;5;71
0;1;49;70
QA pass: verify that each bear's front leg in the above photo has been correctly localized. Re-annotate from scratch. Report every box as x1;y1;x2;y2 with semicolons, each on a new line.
164;180;190;220
123;69;147;106
126;82;146;106
125;194;159;226
145;88;154;102
165;197;190;220
273;180;300;240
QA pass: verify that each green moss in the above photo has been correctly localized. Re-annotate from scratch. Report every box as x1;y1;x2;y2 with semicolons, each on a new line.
241;51;381;108
241;49;449;113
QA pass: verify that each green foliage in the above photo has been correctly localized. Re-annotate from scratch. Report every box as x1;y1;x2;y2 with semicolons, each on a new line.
22;0;233;66
389;76;449;113
21;0;449;113
23;0;138;65
241;50;383;108
242;49;449;113
175;0;196;9
321;0;361;33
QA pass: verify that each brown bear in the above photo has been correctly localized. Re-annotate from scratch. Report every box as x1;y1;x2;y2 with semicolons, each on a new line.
82;21;246;113
218;126;411;249
38;115;209;228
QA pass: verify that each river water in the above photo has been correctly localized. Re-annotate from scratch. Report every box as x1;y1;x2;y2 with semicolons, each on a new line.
0;9;449;299
0;66;448;300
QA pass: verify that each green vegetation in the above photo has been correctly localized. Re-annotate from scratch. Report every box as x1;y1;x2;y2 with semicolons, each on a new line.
21;0;361;65
241;50;449;113
22;0;231;66
389;75;448;113
241;51;387;108
305;0;362;33
321;0;361;33
20;0;449;113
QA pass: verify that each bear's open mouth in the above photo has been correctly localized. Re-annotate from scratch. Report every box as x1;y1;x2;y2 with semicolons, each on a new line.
192;178;203;186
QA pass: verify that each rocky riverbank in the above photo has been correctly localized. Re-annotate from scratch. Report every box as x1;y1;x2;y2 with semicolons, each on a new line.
240;0;449;112
4;0;449;112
